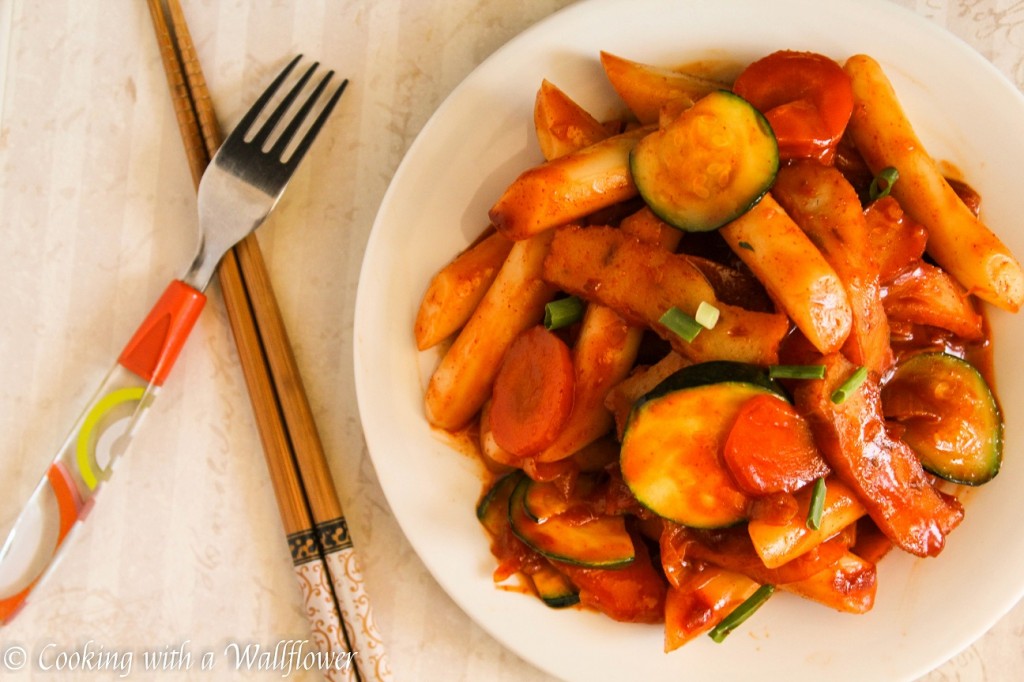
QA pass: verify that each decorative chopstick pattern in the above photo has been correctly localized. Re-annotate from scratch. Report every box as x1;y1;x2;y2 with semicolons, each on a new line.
145;2;391;680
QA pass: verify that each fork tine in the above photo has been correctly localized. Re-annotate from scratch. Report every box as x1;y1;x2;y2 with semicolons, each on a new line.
278;77;348;170
229;55;302;143
268;69;334;160
249;61;319;150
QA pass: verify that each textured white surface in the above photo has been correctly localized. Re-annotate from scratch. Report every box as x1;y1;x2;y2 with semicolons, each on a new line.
0;1;1020;680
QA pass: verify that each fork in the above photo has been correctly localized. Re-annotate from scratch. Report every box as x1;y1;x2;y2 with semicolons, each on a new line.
0;56;345;623
184;55;347;291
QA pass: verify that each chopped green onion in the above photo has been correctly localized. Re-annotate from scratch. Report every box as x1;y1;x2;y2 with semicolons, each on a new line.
708;584;776;643
769;364;826;380
806;477;827;530
738;241;755;251
544;296;584;330
830;365;869;404
659;306;703;342
869;166;900;201
695;301;720;330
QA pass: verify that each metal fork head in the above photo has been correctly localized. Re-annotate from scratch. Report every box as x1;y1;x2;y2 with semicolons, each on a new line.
183;56;348;291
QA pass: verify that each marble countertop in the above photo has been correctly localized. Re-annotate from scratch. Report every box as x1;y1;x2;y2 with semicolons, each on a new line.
0;0;1021;680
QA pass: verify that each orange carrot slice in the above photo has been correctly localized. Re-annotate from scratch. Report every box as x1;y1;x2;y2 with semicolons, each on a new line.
722;394;830;495
490;326;575;457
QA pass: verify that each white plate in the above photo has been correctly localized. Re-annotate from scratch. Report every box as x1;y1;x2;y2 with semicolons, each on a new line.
353;0;1024;679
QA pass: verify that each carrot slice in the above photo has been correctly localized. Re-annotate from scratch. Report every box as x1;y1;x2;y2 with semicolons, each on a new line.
722;394;830;495
490;325;575;457
732;50;853;163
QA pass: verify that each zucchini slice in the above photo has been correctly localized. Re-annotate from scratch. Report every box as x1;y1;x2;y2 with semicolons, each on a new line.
881;352;1002;485
476;472;522;536
478;473;582;607
530;565;580;608
630;90;778;232
641;360;787;405
621;362;785;528
508;476;635;569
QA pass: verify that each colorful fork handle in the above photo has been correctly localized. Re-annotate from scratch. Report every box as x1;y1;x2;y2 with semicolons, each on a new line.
0;280;205;623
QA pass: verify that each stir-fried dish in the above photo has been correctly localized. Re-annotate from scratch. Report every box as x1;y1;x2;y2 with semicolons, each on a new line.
414;48;1022;650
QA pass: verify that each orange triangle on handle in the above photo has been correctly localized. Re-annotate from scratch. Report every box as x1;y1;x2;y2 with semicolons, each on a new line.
118;280;206;386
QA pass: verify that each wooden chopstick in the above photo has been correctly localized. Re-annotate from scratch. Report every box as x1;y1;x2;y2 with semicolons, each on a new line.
146;2;391;680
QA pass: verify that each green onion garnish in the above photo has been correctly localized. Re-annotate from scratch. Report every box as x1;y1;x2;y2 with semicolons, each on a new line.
830;365;868;404
738;241;755;251
544;296;584;331
806;477;827;530
869;166;900;201
695;301;720;330
708;584;776;643
659;306;703;342
769;364;826;380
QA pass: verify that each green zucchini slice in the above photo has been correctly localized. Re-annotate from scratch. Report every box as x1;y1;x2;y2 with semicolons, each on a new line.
530;565;580;608
508;476;635;569
476;471;522;536
478;474;582;607
621;362;785;528
641;360;787;405
630;90;778;232
881;352;1002;486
